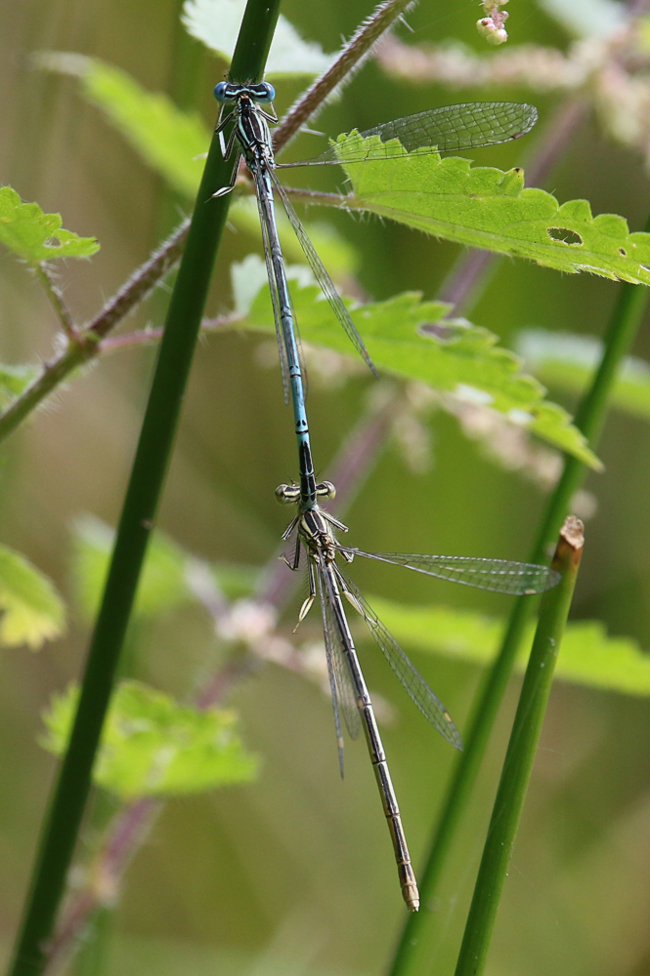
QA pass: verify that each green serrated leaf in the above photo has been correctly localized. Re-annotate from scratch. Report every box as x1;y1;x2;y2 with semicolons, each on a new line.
41;680;258;799
0;186;99;264
518;328;650;422
241;271;600;467
367;597;650;698
334;134;650;286
0;543;66;649
181;0;335;78
72;516;193;621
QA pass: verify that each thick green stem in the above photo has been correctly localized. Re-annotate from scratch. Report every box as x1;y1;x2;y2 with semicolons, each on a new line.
388;223;650;976
6;5;280;976
454;518;584;976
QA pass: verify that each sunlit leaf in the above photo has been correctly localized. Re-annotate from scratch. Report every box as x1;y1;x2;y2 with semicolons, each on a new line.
367;597;650;698
335;134;650;286
0;186;99;263
0;544;66;649
517;328;650;422
239;263;600;467
181;0;335;78
41;680;258;798
72;516;193;621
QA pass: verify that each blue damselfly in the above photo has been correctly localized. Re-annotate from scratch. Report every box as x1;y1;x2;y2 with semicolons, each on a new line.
213;82;537;509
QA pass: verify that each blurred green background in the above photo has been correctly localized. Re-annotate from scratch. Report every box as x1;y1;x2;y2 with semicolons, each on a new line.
3;1;650;975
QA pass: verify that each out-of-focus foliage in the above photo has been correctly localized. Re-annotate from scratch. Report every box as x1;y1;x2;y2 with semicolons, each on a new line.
41;680;258;799
181;0;336;78
369;597;650;698
0;544;66;649
517;328;650;421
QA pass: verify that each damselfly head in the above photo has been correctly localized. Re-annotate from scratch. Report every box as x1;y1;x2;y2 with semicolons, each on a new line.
214;81;276;104
275;483;301;504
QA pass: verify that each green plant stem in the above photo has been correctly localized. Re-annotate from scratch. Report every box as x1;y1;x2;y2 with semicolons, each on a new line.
6;5;280;976
454;517;584;976
388;221;650;976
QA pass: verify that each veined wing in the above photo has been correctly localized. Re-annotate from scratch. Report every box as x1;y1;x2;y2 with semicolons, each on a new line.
340;547;560;596
278;102;538;168
336;568;462;749
316;563;362;778
269;167;378;377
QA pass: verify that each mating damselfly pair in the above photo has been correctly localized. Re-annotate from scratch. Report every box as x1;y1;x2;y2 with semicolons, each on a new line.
213;82;556;910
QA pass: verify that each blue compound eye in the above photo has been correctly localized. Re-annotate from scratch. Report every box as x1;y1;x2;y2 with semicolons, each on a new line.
257;82;276;103
214;82;230;102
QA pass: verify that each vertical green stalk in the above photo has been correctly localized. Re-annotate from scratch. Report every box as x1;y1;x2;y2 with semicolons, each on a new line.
6;5;281;976
454;517;584;976
388;224;650;976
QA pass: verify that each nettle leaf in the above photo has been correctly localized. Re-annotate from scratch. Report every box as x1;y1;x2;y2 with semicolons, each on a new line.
368;597;650;698
518;328;650;422
240;264;599;467
0;186;98;263
0;543;66;649
72;516;193;621
41;680;258;799
334;135;650;286
181;0;335;78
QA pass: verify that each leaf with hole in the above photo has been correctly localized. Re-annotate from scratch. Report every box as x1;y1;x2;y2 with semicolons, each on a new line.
335;135;650;285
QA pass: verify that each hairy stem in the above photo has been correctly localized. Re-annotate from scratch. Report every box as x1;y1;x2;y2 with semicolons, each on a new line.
274;0;415;154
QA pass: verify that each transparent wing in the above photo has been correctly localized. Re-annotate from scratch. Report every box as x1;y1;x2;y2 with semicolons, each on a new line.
339;548;560;595
316;563;362;776
269;168;378;377
278;102;538;168
336;567;462;749
254;171;292;404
